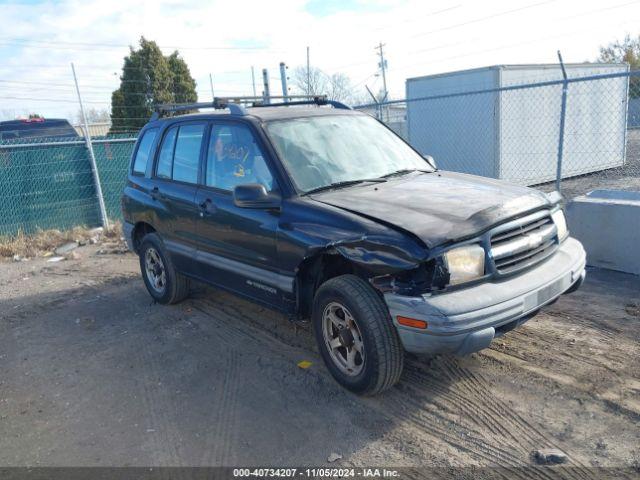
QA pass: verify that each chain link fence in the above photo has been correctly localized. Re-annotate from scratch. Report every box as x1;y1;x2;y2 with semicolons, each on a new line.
0;134;136;236
356;70;640;200
1;70;639;237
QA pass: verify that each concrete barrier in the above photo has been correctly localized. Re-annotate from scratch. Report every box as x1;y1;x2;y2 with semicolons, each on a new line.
566;190;640;275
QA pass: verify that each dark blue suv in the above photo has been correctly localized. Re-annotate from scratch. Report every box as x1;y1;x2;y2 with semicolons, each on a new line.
121;99;585;395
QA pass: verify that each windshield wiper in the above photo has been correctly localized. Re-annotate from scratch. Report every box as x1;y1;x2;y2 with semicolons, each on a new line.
302;178;387;196
380;168;431;179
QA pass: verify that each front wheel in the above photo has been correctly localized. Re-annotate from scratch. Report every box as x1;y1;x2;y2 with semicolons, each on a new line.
139;233;190;304
312;275;404;395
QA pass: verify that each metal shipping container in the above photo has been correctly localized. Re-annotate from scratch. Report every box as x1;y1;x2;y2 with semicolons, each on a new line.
406;63;630;185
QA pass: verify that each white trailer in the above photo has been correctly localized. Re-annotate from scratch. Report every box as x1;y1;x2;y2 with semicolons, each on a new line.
406;63;629;185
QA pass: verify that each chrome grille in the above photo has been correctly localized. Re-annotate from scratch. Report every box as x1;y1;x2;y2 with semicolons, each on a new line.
490;211;558;274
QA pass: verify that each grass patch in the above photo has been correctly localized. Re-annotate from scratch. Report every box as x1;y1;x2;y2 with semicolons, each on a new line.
0;222;122;259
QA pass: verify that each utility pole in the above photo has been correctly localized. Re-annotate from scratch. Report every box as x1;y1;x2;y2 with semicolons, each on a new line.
251;66;257;97
376;42;389;122
262;68;270;104
279;62;289;102
376;42;388;102
209;73;214;101
71;62;109;229
306;46;310;96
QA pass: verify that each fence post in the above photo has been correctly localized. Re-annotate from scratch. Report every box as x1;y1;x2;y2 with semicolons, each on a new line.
365;85;382;120
555;51;568;192
262;68;271;105
71;62;109;229
279;62;289;102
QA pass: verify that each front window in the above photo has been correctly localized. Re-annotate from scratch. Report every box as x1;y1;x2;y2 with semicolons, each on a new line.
265;114;433;193
204;123;275;192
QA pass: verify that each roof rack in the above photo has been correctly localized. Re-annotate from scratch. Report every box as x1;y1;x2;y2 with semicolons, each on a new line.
151;94;351;120
251;96;352;110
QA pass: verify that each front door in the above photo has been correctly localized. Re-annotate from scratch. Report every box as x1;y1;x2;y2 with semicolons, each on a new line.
192;121;290;307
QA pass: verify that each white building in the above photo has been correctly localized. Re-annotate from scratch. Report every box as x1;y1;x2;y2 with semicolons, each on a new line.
406;63;630;185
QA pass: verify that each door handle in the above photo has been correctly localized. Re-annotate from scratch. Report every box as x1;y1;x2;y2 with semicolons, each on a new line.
199;198;216;215
150;186;160;200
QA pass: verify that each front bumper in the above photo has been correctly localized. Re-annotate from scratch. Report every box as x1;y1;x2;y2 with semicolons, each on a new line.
384;237;586;356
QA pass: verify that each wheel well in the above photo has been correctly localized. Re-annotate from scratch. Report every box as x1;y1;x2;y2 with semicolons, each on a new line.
132;222;156;252
295;252;359;319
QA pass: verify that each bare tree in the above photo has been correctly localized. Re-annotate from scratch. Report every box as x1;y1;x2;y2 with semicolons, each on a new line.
598;34;640;97
325;73;355;103
291;66;327;96
290;67;368;105
75;107;111;124
598;34;640;69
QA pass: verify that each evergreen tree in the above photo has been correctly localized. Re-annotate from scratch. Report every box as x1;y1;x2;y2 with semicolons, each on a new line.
110;37;197;133
167;52;198;104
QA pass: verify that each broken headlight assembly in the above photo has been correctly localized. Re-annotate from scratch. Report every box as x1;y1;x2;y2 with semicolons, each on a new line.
371;244;486;295
442;244;486;286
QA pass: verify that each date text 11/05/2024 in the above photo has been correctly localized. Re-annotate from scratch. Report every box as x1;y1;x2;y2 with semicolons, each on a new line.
233;468;400;477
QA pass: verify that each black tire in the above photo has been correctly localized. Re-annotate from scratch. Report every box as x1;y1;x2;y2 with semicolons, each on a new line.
312;274;404;395
139;233;190;305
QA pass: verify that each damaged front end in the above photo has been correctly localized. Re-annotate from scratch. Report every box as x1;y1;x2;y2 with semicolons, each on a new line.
370;258;450;296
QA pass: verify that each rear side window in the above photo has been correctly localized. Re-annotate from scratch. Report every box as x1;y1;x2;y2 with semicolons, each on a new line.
132;128;158;175
156;127;178;179
154;123;205;184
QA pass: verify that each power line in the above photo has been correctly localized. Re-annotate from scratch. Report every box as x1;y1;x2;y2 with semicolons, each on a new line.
403;0;640;59
0;37;276;51
556;0;640;20
408;0;558;39
385;17;640;82
315;2;558;72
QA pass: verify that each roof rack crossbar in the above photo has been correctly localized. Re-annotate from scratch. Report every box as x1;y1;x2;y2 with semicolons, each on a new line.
151;99;250;120
253;97;351;110
150;94;351;121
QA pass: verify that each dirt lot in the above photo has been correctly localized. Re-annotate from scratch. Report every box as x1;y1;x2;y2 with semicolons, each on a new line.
1;244;639;477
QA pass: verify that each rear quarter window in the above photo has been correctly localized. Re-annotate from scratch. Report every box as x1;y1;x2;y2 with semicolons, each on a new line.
132;128;158;175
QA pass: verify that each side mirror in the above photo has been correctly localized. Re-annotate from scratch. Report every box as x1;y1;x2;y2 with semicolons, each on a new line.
233;184;281;209
424;155;436;169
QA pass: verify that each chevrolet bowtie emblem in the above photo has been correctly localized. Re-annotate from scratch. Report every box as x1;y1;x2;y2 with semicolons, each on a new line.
526;233;543;248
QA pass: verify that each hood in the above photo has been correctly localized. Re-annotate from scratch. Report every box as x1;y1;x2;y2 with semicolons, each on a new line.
309;171;552;248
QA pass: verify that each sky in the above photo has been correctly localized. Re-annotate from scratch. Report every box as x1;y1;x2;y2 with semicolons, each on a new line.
0;0;639;121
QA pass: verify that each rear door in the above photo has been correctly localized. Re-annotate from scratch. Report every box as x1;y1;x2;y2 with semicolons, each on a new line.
150;121;206;272
192;120;290;306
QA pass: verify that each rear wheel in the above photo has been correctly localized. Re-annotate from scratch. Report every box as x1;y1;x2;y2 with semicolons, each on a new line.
312;274;404;395
139;233;190;304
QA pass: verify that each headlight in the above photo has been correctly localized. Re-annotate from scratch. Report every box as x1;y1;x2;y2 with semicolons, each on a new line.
551;209;568;241
443;244;485;286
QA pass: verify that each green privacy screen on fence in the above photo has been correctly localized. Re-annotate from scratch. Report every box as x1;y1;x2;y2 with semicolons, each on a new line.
93;138;138;220
0;136;137;236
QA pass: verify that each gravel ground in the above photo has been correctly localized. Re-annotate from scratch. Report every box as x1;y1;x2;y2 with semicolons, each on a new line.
0;245;639;478
537;129;640;200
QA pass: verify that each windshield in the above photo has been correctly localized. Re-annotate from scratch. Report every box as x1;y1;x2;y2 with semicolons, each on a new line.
265;114;433;193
